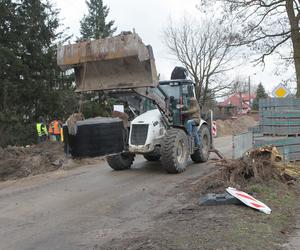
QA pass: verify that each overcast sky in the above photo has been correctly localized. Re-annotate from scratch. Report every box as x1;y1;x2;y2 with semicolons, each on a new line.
52;0;296;96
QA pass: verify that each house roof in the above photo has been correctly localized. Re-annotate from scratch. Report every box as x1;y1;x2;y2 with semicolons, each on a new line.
218;93;256;109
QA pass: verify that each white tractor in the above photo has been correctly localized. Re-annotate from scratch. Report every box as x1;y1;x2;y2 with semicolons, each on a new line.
58;32;213;174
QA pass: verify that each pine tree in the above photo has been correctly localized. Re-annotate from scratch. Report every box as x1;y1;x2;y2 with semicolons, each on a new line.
0;0;77;146
0;0;30;146
80;0;117;39
0;0;22;112
252;83;268;111
79;0;117;118
16;0;57;115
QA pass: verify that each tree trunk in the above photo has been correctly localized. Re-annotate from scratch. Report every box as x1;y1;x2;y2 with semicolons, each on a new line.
195;78;202;100
2;80;8;111
294;48;300;97
202;78;209;108
286;0;300;97
195;85;201;102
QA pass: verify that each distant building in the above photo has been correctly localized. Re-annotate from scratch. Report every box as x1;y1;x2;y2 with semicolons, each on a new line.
217;93;256;115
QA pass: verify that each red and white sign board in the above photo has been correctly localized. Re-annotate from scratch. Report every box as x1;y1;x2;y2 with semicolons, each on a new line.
212;121;217;137
226;187;271;214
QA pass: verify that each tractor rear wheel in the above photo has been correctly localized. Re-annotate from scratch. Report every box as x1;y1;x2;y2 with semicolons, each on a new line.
106;153;135;171
161;129;189;174
191;125;211;163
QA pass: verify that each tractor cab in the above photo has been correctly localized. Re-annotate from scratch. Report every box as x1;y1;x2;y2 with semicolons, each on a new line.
157;80;196;126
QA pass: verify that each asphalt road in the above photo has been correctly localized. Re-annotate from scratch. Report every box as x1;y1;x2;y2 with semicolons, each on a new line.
0;136;232;250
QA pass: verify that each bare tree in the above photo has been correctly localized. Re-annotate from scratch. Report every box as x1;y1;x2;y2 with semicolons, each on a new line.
200;0;300;96
232;75;258;94
163;16;238;107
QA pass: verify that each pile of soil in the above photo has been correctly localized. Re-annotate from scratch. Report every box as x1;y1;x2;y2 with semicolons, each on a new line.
219;146;286;184
0;142;66;181
216;115;258;137
0;142;105;181
193;146;298;194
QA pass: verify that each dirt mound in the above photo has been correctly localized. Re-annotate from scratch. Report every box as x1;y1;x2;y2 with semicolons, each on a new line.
219;146;285;185
0;142;66;181
193;146;299;194
0;142;105;181
216;115;257;137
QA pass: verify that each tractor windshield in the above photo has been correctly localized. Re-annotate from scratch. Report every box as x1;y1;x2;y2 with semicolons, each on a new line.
158;81;195;99
159;84;181;99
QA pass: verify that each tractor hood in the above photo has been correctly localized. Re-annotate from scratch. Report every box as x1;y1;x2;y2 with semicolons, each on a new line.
131;109;161;125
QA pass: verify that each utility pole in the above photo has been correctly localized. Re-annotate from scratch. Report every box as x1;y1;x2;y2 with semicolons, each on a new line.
248;76;251;108
239;91;242;112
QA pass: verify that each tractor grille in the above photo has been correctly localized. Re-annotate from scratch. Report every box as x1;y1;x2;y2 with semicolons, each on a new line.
131;124;149;145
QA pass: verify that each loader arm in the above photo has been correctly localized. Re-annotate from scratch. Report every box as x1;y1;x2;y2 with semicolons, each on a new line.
133;87;172;126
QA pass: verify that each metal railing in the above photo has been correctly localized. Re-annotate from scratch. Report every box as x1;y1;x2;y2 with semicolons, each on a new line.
232;132;253;159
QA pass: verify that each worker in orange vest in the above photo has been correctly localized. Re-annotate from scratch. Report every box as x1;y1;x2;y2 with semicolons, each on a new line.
48;113;63;142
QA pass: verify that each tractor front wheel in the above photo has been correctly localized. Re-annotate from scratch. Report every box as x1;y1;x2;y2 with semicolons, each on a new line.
161;129;189;174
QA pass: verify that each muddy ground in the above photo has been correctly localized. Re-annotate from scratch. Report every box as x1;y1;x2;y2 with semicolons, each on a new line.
100;177;299;250
100;149;300;250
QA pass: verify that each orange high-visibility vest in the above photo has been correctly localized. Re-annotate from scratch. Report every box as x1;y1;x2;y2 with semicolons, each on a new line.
48;123;53;134
49;120;61;135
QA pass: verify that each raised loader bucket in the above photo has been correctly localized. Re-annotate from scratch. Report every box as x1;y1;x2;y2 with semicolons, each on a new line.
57;32;158;91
